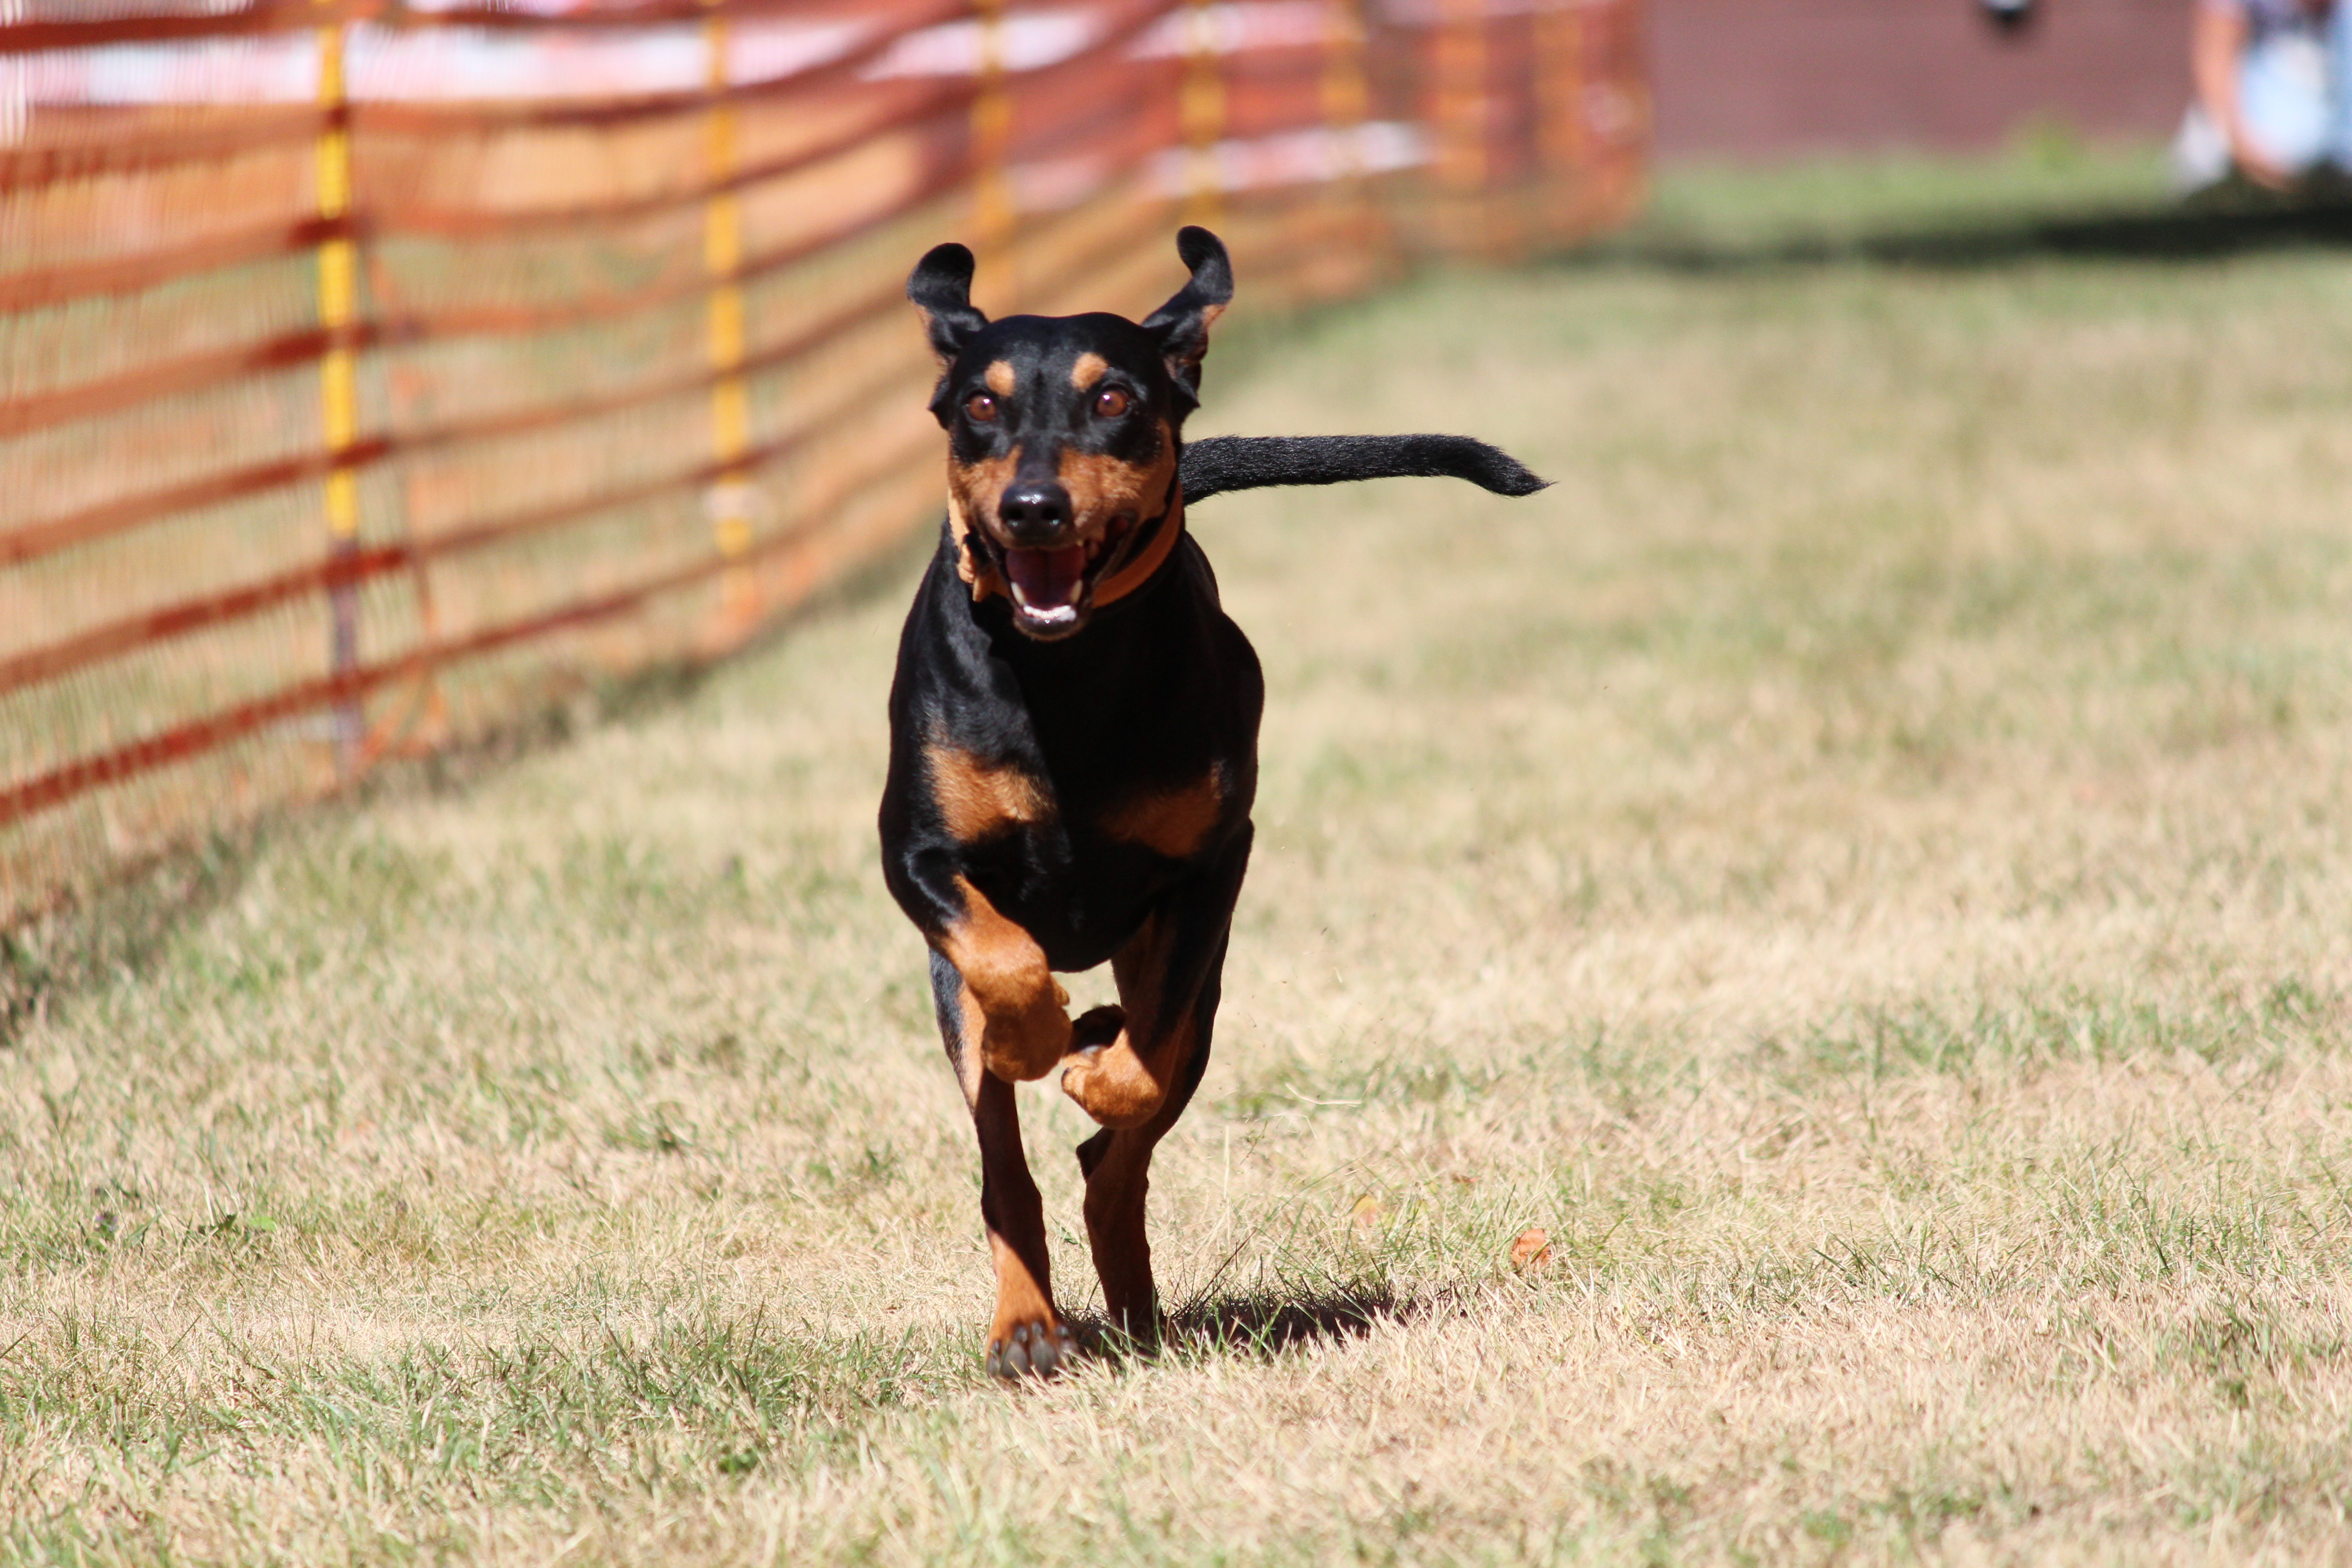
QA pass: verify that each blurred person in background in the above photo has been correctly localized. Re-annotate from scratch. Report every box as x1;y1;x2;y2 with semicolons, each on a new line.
2175;0;2352;189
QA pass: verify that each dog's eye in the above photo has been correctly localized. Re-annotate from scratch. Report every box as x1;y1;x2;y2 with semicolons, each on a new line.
964;392;998;423
1093;388;1130;419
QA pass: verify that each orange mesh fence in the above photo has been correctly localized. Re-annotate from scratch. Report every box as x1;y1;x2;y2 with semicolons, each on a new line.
0;0;1648;922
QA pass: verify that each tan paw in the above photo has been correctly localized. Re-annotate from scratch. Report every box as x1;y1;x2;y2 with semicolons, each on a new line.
1058;1007;1164;1129
979;989;1073;1083
986;1313;1080;1380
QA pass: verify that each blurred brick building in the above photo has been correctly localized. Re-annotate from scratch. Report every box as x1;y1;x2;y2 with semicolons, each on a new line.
1649;0;2196;157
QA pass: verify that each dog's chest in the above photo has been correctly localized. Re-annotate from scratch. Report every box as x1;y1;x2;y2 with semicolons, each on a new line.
929;732;1230;867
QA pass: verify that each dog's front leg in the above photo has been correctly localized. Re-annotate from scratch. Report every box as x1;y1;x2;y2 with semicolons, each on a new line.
916;863;1072;1084
889;841;1078;1373
926;948;1079;1378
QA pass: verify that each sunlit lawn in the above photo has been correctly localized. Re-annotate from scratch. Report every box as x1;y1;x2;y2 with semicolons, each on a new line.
7;149;2352;1565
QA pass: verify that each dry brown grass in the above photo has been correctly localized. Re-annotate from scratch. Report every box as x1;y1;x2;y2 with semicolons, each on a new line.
8;155;2352;1564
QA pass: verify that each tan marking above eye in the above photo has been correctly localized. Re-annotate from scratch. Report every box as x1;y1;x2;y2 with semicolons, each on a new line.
1070;352;1109;391
985;360;1016;396
965;392;998;422
1093;388;1130;419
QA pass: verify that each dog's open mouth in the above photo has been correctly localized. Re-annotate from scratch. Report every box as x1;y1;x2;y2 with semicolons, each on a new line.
992;513;1142;637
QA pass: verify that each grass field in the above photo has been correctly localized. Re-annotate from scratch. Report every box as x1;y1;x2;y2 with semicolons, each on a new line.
9;151;2352;1565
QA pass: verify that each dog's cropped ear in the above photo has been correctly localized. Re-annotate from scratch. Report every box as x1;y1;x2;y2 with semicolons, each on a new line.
907;242;988;363
1139;226;1233;405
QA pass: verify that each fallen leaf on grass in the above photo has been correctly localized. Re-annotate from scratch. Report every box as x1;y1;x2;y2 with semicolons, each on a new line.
1509;1227;1553;1271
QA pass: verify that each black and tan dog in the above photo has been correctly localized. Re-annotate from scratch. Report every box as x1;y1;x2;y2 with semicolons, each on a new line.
878;227;1541;1378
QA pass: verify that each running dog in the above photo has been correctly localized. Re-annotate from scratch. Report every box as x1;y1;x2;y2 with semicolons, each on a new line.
878;227;1542;1377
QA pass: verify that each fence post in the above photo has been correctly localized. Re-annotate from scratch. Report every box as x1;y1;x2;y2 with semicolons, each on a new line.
970;0;1014;309
1432;0;1490;257
1322;0;1369;176
1318;0;1372;285
703;1;757;638
1618;0;1654;221
1179;0;1226;230
314;0;363;774
1534;0;1587;246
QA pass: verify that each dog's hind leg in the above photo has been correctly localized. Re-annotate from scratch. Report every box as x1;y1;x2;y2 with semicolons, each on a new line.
1058;825;1250;1132
1073;932;1226;1343
1060;829;1247;1341
930;949;1079;1379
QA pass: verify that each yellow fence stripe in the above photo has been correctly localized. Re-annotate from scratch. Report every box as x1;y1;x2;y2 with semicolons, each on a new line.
704;7;758;631
1181;0;1225;227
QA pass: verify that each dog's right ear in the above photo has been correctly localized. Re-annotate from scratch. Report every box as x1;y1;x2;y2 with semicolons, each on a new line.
907;243;988;363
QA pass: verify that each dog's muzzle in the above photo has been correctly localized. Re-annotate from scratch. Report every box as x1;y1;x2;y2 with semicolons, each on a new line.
985;490;1152;639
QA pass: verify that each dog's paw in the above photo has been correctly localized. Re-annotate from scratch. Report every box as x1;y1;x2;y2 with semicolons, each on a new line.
1058;1009;1166;1129
986;1313;1081;1380
980;989;1074;1083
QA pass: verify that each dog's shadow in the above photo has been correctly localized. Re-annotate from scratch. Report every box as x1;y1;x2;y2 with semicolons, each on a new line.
1083;1283;1424;1367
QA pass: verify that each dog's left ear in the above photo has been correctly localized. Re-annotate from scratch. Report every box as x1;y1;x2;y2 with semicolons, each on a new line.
1139;226;1233;407
908;242;989;364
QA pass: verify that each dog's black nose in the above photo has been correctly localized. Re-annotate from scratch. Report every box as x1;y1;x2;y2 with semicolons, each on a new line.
997;482;1073;546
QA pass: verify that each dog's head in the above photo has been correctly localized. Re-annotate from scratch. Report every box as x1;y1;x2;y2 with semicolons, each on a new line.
908;227;1232;641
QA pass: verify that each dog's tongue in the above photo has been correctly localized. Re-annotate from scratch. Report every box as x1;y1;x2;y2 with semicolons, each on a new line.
1007;545;1086;610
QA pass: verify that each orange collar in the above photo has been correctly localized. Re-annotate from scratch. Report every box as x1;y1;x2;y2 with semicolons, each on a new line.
1091;489;1184;608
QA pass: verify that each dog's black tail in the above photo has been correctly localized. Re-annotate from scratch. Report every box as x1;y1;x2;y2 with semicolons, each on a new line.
1179;434;1547;505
